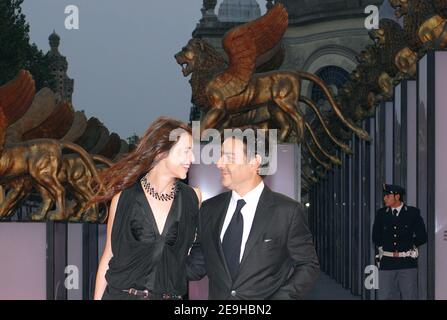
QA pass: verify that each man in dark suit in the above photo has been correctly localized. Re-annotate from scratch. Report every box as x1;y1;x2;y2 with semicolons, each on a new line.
187;135;320;299
372;184;427;300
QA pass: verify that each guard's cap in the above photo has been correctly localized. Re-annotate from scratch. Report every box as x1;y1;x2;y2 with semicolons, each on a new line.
383;183;405;196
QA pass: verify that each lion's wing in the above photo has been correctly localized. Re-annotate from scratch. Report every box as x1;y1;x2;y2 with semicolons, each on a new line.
208;4;288;100
0;70;35;129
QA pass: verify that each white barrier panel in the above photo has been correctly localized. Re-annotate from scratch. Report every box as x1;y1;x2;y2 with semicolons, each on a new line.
67;223;83;300
0;223;46;299
434;51;447;300
405;81;417;206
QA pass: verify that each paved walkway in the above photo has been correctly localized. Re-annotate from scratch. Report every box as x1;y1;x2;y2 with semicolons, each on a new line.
303;273;361;300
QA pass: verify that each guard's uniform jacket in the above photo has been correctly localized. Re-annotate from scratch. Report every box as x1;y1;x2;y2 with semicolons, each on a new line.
372;205;427;270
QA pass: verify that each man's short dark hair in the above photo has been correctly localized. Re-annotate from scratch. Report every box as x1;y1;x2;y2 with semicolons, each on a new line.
395;193;404;202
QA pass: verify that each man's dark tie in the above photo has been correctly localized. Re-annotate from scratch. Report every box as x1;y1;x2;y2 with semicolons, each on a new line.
222;199;246;281
393;209;398;217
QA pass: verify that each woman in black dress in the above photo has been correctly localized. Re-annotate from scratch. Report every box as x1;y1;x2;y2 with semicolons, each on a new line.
92;117;201;300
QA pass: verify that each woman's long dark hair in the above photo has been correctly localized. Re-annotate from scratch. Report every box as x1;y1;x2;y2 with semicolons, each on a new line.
91;116;192;203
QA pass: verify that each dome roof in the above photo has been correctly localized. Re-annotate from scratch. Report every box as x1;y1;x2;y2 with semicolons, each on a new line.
218;0;261;22
49;30;60;49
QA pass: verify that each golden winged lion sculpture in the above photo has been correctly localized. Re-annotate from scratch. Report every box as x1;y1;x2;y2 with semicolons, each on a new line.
175;4;370;143
0;139;104;221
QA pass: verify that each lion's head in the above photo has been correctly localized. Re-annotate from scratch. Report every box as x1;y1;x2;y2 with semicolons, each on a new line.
174;39;201;77
369;19;406;48
174;39;226;77
356;45;379;67
389;0;409;18
369;25;386;45
174;39;226;110
369;19;407;75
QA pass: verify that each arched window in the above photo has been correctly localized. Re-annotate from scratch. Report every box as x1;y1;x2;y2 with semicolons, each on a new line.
310;66;349;105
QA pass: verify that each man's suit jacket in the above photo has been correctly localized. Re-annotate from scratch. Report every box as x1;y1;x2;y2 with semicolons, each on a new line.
187;185;320;300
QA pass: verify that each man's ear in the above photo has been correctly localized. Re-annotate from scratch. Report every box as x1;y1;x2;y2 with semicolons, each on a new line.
255;154;262;166
250;154;262;170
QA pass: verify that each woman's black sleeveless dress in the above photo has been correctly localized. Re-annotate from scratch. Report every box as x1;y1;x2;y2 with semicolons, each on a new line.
101;179;199;300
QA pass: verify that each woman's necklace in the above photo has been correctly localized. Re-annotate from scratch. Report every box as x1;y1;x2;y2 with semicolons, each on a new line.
141;174;178;201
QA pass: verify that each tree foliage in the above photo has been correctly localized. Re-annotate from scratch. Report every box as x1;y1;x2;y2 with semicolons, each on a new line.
0;0;55;90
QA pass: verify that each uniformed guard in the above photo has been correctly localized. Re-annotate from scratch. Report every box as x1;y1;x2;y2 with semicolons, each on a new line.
372;184;427;300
